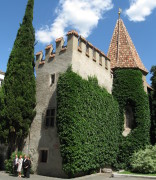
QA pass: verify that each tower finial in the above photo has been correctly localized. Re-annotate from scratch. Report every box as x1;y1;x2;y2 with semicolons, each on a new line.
118;8;122;19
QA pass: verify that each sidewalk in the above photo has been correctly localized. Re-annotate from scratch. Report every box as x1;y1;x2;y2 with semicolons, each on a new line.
113;172;156;179
0;171;156;180
0;171;111;180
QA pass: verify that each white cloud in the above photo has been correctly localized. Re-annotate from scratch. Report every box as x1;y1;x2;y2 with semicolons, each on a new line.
36;0;113;44
125;0;156;22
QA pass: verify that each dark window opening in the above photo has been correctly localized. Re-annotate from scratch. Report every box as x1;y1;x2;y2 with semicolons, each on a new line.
40;150;48;163
125;105;135;129
45;109;55;127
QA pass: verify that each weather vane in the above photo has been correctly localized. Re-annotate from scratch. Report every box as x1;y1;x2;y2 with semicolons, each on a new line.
118;8;122;19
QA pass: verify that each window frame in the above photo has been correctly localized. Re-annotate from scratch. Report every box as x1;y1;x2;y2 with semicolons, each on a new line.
45;108;56;128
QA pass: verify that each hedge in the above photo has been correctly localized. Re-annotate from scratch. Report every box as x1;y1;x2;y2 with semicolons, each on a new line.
57;68;120;176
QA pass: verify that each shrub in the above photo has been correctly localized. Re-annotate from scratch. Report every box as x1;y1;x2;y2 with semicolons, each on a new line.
57;68;120;176
4;151;24;174
130;145;156;174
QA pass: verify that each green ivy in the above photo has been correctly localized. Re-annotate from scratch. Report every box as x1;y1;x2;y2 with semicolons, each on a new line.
57;68;120;177
150;66;156;144
112;69;150;168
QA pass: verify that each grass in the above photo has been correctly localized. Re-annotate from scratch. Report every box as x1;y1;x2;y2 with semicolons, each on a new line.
118;171;156;176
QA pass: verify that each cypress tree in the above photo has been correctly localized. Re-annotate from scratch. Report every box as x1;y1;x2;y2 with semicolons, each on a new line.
3;0;36;153
150;66;156;144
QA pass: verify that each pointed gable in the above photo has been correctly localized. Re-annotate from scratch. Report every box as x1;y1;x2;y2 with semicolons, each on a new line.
108;18;148;74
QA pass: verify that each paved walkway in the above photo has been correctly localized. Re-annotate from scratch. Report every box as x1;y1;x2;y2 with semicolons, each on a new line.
0;171;155;180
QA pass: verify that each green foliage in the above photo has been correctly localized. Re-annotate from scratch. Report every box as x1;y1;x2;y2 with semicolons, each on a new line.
1;0;36;148
130;145;156;174
0;87;9;142
4;151;23;174
112;69;150;168
150;66;156;144
57;68;120;176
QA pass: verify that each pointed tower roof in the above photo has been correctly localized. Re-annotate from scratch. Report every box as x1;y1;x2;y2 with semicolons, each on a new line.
108;17;148;74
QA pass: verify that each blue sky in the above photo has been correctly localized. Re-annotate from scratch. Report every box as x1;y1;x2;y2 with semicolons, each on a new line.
0;0;156;84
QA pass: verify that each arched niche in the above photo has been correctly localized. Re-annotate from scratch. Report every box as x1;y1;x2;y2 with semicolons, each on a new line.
122;102;135;137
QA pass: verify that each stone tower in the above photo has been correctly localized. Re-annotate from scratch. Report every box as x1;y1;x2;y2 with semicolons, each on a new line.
23;30;112;177
108;15;148;92
108;14;150;137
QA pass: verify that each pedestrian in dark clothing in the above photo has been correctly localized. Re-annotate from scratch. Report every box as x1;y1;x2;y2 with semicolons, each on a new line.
26;156;31;178
22;155;28;178
13;154;18;176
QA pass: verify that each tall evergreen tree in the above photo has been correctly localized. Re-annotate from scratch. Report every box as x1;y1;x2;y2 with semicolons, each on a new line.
150;66;156;144
2;0;36;153
0;86;8;143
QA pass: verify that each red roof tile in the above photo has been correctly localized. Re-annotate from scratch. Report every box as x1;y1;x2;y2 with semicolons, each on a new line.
107;18;148;74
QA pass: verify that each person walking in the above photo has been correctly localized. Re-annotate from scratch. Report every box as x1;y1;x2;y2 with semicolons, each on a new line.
17;155;23;178
13;154;18;176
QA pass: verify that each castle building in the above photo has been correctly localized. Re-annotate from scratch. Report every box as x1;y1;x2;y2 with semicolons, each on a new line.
0;71;5;87
23;17;149;177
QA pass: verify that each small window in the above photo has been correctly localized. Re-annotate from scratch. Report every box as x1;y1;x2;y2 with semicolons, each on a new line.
45;109;55;127
50;74;55;86
40;150;48;163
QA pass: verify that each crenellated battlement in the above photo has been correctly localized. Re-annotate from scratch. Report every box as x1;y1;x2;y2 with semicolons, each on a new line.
35;30;110;70
35;30;112;93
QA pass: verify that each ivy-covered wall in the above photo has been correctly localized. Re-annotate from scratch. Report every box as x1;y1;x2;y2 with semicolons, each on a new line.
112;69;150;168
150;66;156;144
57;68;120;176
